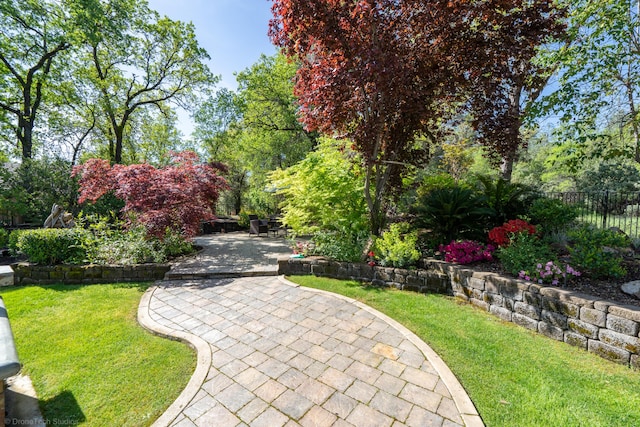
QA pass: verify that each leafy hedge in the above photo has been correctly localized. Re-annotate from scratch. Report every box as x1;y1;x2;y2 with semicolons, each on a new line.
568;225;629;278
10;224;195;266
10;228;91;264
373;223;421;268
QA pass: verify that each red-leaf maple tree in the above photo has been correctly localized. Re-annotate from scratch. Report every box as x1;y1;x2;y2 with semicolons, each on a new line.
73;151;229;238
270;0;565;233
270;0;464;235
462;1;566;180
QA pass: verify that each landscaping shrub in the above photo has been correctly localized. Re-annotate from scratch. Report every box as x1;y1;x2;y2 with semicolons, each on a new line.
413;186;492;243
475;175;539;226
567;225;629;279
85;223;194;265
77;191;125;219
8;230;19;254
0;228;8;248
415;172;460;197
291;239;316;257
439;240;495;264
497;232;555;276
238;210;251;229
161;229;196;258
73;151;228;239
11;213;195;265
269;138;368;236
11;228;91;264
488;219;537;247
528;197;578;235
372;223;420;268
90;227;167;264
313;228;368;262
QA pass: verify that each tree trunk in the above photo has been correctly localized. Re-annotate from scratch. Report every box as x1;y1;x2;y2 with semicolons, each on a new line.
112;123;125;164
17;112;33;159
115;135;123;164
21;122;33;159
18;80;34;159
625;71;640;163
500;152;515;182
364;160;391;237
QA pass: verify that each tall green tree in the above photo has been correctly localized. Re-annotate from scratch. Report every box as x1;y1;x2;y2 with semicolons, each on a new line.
41;58;101;165
125;108;187;165
194;88;247;214
71;0;215;164
539;0;640;163
234;53;317;172
0;0;71;159
194;53;315;214
270;0;564;233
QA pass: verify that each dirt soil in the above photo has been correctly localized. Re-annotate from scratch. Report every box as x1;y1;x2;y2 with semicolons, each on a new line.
468;259;640;308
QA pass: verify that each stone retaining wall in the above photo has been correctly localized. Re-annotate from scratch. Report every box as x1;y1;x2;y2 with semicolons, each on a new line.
278;257;640;368
11;262;171;285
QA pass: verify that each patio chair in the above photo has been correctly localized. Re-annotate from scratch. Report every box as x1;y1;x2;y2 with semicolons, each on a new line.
249;219;269;236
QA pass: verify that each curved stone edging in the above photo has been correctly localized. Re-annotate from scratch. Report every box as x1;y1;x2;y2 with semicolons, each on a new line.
137;285;212;427
277;275;485;427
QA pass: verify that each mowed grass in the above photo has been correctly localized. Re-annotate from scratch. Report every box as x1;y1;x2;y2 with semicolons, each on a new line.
0;283;195;426
288;275;640;427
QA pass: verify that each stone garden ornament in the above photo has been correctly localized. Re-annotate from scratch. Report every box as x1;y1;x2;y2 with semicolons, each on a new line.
43;204;75;229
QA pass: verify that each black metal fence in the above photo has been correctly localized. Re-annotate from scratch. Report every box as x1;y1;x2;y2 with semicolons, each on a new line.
546;191;640;238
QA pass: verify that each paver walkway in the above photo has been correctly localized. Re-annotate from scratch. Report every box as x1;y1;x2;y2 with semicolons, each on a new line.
138;233;483;427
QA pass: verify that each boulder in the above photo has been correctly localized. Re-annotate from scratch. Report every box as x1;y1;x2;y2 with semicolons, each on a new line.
621;280;640;299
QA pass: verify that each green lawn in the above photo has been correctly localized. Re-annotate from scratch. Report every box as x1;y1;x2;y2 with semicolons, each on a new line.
0;283;195;427
288;275;640;427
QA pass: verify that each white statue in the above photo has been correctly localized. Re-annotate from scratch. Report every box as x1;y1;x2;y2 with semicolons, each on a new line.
43;204;74;228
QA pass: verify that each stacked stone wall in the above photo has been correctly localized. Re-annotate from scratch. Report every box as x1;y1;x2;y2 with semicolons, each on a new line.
278;257;640;367
12;263;171;285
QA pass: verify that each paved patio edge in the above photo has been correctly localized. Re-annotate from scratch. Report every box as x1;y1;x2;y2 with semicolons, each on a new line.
277;275;485;427
137;285;212;427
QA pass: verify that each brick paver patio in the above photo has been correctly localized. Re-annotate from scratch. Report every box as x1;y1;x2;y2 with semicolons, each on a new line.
137;233;482;426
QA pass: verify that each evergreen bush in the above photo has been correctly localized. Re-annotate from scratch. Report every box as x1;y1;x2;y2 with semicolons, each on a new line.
12;228;91;264
313;228;369;262
528;197;578;235
413;186;492;244
373;223;420;268
497;233;555;276
567;225;629;279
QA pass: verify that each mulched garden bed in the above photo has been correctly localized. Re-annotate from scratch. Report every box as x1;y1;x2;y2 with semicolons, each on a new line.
467;259;640;308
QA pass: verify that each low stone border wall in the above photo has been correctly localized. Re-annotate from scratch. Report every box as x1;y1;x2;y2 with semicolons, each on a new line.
11;262;171;285
278;257;640;368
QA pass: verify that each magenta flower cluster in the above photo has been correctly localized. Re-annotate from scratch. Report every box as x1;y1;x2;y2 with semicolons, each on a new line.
439;240;495;264
518;261;581;286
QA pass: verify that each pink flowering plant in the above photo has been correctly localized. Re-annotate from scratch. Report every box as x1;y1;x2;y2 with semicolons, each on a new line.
292;240;314;256
518;261;581;287
439;240;495;264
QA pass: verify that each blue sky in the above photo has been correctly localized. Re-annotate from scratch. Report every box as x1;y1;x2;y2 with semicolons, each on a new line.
146;0;278;134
